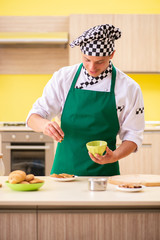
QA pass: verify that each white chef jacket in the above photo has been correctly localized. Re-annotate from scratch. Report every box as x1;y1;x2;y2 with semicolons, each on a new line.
26;63;145;150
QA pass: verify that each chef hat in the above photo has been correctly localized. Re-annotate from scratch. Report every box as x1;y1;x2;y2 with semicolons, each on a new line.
70;24;121;56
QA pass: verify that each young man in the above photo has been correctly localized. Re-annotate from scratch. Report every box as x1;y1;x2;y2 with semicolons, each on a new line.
27;24;145;176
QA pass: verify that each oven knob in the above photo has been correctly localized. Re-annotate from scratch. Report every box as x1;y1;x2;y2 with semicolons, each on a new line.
12;134;16;139
25;135;30;139
40;134;44;140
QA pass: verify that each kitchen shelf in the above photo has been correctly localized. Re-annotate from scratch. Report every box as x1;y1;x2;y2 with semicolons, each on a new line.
0;32;68;45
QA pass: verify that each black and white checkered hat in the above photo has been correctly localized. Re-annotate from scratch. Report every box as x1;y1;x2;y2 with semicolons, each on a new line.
70;24;121;56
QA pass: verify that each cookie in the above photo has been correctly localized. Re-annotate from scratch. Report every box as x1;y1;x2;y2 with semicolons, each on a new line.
26;174;34;182
19;181;30;184
50;173;75;178
29;178;44;184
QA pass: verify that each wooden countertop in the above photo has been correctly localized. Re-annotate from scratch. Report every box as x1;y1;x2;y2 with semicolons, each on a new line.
0;176;160;209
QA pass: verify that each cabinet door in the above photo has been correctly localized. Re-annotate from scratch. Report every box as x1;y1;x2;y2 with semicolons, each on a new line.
118;131;160;175
38;210;160;240
0;210;37;240
69;14;160;72
0;16;69;74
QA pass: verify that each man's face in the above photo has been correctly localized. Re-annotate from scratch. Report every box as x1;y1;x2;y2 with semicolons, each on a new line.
81;53;114;77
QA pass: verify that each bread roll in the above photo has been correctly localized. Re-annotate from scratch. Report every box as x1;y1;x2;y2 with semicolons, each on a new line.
8;170;26;184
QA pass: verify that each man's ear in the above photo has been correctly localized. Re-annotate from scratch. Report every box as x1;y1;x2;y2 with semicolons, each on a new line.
110;50;116;59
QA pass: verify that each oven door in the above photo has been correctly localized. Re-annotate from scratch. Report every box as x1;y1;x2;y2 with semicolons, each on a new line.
10;143;46;175
3;142;52;176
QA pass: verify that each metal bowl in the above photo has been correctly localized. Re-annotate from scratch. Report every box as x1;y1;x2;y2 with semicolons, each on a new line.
88;177;108;191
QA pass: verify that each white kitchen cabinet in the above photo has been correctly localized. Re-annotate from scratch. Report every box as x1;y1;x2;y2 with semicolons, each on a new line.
118;130;160;175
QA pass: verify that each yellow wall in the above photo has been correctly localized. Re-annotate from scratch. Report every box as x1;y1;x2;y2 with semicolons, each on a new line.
1;0;160;15
0;0;160;122
0;74;51;122
0;74;159;122
128;74;160;121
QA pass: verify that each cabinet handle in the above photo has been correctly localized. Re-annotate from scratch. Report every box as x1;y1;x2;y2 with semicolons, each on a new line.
116;144;152;148
40;135;44;140
25;135;30;139
141;144;152;148
11;134;16;139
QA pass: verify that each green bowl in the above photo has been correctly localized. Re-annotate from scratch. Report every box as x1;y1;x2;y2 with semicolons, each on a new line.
5;181;44;191
86;140;107;157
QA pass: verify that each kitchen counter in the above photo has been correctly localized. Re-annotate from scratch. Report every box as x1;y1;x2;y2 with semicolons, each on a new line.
0;176;160;209
1;176;160;240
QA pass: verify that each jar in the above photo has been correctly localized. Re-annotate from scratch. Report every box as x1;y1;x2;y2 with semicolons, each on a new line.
88;177;108;191
0;153;5;176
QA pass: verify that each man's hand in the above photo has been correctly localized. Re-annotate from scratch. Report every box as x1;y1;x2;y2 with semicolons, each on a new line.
88;140;137;165
43;121;64;142
88;146;117;165
27;114;64;142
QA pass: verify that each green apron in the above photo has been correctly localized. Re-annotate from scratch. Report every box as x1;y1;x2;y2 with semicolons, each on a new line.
51;63;120;176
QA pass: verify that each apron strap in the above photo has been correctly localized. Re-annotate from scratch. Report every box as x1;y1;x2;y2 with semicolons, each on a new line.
110;64;116;93
71;63;83;90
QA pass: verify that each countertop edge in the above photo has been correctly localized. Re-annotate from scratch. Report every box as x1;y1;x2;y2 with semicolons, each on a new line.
0;201;160;208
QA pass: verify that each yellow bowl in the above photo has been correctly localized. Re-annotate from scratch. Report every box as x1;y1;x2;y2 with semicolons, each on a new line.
86;140;107;157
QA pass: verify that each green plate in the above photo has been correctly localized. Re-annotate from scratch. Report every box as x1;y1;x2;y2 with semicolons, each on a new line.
5;181;44;191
